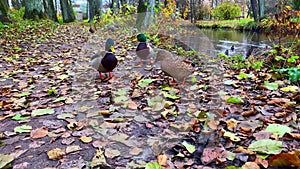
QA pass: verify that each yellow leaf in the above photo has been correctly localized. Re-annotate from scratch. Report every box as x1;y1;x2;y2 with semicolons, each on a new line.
280;86;299;93
80;136;92;143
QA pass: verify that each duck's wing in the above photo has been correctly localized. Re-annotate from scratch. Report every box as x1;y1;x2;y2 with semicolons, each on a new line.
91;51;106;61
161;58;194;82
90;51;107;70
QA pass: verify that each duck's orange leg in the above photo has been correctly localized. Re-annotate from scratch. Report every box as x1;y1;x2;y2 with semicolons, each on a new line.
149;58;153;65
99;72;104;80
170;78;177;85
139;60;143;67
109;72;114;78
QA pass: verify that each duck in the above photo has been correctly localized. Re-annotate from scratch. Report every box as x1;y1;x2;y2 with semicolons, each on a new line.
155;49;194;85
136;33;154;66
225;49;229;56
231;45;234;51
90;38;118;80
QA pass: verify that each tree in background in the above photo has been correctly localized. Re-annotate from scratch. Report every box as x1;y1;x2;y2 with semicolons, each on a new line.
0;0;12;22
212;2;242;20
195;2;211;20
291;0;300;10
24;0;46;20
250;0;258;21
136;0;148;30
88;0;96;22
11;0;22;10
60;0;75;23
43;0;58;22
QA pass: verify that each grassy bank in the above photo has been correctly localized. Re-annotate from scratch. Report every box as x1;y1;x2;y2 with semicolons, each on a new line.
196;19;263;32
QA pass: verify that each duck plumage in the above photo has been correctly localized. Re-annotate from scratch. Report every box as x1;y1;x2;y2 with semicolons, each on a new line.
90;38;118;79
156;49;194;83
136;34;154;66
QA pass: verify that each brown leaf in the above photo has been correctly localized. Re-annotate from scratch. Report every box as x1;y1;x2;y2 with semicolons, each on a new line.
255;156;269;168
157;154;168;166
242;162;260;169
226;118;238;131
201;147;227;164
253;131;272;140
270;152;300;167
127;100;138;110
30;126;48;139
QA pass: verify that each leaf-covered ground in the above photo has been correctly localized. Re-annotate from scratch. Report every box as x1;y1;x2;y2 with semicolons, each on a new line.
0;20;299;169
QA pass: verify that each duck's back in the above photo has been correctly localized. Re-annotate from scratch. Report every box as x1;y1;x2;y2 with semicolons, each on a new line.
161;58;193;82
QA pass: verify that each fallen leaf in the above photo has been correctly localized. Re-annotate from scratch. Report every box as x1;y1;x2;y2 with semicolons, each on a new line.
11;114;30;121
90;149;108;167
264;81;278;90
270;152;300;167
129;147;143;155
157;154;167;166
145;162;162;169
222;129;241;142
31;108;55;117
248;139;282;154
80;136;92;143
242;162;260;169
30;127;48;139
265;124;291;138
47;148;65;160
280;86;299;93
105;148;121;158
226;96;244;104
0;154;14;168
66;145;82;154
127;100;138;110
182;141;196;154
14;125;32;133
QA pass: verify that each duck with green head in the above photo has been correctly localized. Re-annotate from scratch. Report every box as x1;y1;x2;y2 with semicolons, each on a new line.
155;49;194;85
136;33;154;66
90;38;118;80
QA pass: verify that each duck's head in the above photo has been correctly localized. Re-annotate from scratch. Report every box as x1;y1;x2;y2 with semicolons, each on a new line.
108;46;115;53
105;38;115;51
137;33;147;42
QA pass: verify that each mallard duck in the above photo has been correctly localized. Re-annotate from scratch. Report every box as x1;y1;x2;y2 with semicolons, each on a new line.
136;33;154;66
155;49;194;85
231;45;234;51
225;49;229;56
90;38;118;80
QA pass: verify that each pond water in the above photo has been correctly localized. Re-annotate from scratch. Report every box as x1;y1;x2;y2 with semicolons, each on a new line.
199;29;273;57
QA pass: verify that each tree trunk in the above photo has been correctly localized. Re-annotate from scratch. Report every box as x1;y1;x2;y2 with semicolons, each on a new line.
250;0;258;22
258;0;264;19
3;0;9;9
11;0;22;9
0;0;12;22
60;0;75;23
43;0;58;22
24;0;46;20
136;0;147;30
88;0;95;22
99;0;103;17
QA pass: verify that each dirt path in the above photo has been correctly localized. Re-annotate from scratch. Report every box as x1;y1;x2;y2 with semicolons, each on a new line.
1;22;299;169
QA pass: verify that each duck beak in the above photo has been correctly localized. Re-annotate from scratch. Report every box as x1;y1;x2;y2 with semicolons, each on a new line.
133;37;138;42
110;46;115;52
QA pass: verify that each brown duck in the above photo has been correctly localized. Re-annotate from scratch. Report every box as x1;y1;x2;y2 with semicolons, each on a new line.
155;49;194;84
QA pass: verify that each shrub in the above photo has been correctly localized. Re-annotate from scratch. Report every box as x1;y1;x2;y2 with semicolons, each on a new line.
212;2;241;20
